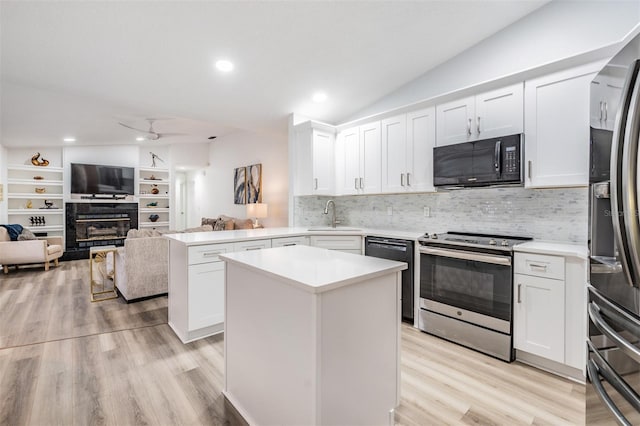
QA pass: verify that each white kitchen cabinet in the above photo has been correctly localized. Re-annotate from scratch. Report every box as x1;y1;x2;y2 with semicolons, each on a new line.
513;248;588;377
524;62;603;188
271;236;310;247
590;72;624;131
310;235;362;255
293;121;335;196
436;83;523;146
232;239;272;251
169;241;235;343
381;107;436;193
336;123;381;195
514;271;565;363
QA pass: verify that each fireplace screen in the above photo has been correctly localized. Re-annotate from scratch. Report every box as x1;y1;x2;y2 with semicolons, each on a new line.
75;216;130;242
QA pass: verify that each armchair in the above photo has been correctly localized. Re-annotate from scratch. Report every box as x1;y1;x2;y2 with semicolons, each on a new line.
0;227;64;274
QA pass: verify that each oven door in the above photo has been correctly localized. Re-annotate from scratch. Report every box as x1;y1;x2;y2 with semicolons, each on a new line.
419;246;513;334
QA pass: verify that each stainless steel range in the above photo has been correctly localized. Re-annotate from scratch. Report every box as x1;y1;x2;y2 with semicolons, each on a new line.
418;231;532;361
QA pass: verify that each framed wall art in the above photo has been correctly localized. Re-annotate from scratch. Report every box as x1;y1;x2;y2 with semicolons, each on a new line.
247;163;262;203
234;167;246;204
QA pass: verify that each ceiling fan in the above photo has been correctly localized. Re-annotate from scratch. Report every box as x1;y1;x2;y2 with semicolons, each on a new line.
118;118;185;141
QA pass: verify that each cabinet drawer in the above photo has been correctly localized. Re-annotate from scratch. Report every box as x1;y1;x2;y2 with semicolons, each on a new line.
188;243;235;265
310;235;362;251
271;236;310;247
514;252;564;280
233;239;272;252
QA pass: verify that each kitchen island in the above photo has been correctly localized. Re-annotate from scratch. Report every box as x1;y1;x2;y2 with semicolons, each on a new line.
219;245;406;426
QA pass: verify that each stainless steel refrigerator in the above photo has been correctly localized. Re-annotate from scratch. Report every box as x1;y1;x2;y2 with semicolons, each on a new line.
587;34;640;425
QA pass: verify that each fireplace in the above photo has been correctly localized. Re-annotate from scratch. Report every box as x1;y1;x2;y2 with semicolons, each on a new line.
65;203;138;260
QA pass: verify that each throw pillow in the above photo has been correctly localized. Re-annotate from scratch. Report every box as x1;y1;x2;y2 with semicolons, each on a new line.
201;217;217;228
17;229;37;240
235;219;254;230
213;218;226;231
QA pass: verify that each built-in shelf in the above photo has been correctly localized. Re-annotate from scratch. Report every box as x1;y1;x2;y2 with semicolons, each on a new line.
24;225;64;232
8;178;63;185
8;165;64;172
8;209;64;214
8;193;63;199
138;167;171;230
139;208;170;213
138;195;169;200
139;221;170;228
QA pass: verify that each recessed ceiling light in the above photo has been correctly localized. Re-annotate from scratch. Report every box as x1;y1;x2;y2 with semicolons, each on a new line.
208;136;217;140
215;60;234;72
136;137;145;142
63;137;76;143
312;92;328;103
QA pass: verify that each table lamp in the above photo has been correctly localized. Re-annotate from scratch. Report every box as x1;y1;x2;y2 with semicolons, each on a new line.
247;203;268;227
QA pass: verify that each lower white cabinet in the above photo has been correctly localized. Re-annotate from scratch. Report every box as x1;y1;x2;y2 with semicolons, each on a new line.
233;239;272;251
272;236;310;247
309;235;362;255
514;272;565;363
513;250;587;377
169;241;235;343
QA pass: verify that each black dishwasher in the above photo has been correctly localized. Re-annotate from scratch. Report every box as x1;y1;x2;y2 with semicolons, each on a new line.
364;236;414;322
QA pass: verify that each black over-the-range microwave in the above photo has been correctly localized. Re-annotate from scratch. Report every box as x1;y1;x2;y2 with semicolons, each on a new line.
433;134;523;188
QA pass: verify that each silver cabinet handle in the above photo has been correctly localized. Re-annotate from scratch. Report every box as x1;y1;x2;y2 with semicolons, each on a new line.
354;178;359;190
202;251;223;257
604;101;608;121
245;247;263;251
527;160;532;180
476;116;481;134
467;118;472;136
314;178;318;190
600;101;604;121
400;173;405;186
406;172;411;187
517;284;522;303
282;243;297;247
359;177;363;189
528;263;548;271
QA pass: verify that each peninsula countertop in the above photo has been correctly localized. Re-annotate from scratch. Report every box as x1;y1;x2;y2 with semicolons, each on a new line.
219;244;407;294
162;226;425;246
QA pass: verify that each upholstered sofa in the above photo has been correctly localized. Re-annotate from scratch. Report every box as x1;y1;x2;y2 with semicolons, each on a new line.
0;227;64;274
115;225;212;302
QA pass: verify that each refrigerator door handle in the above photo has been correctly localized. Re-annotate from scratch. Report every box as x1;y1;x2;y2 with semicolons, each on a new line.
610;59;640;288
586;359;633;426
588;302;640;364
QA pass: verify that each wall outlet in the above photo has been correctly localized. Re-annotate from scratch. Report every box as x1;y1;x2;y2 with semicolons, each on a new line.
424;207;430;217
387;206;393;216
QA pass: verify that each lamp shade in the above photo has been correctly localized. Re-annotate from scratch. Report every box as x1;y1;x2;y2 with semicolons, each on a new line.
247;203;268;218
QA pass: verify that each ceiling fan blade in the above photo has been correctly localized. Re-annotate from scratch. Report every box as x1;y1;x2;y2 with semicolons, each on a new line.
119;122;148;132
157;132;188;137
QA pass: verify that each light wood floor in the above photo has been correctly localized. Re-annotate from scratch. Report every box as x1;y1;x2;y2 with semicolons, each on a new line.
0;260;585;425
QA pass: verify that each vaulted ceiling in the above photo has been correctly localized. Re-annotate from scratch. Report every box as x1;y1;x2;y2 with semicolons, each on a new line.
1;1;548;147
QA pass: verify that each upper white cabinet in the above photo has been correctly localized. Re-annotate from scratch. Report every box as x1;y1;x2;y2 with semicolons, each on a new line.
381;107;436;193
436;83;523;146
335;122;381;195
590;70;625;131
524;62;602;188
293;122;335;196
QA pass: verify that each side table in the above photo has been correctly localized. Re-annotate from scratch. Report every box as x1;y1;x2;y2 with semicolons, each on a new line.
90;245;118;302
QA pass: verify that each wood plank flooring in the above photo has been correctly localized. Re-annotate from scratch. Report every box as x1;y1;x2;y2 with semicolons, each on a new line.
0;260;586;425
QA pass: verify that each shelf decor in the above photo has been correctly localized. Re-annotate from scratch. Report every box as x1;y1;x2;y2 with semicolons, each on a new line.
30;152;50;167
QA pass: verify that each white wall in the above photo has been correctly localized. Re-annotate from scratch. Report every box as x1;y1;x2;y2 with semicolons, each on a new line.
350;0;640;120
170;143;209;169
200;130;288;227
0;144;7;223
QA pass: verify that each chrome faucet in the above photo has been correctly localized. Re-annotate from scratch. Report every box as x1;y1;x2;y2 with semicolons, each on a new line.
323;199;340;228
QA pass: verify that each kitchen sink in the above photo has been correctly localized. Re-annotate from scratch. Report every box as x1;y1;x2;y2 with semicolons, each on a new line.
307;226;362;232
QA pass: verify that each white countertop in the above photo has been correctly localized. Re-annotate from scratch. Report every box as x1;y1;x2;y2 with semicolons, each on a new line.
163;226;424;245
513;240;588;259
219;245;407;294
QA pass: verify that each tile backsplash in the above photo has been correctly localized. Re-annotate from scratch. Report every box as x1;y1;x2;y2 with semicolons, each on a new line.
294;187;588;243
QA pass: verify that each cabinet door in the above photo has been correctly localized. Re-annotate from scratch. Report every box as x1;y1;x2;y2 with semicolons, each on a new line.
524;63;599;188
337;127;360;195
406;107;436;192
381;115;408;193
436;96;475;146
189;261;225;330
293;125;313;196
312;130;335;195
475;83;523;139
514;273;565;363
360;121;381;194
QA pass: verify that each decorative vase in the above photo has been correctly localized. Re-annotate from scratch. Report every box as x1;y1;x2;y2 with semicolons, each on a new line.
149;214;159;222
35;187;46;193
151;185;159;195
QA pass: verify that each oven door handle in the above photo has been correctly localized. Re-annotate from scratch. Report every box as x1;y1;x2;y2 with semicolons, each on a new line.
419;247;511;266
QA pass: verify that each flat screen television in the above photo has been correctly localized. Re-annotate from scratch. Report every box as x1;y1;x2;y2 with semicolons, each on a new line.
71;163;135;195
